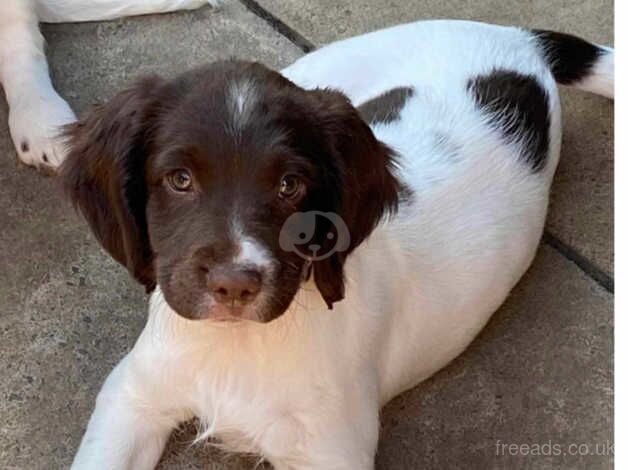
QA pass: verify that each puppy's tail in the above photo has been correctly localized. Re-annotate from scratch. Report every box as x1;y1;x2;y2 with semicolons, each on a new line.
532;29;614;99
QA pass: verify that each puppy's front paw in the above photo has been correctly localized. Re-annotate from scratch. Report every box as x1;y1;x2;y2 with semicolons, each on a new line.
8;85;76;173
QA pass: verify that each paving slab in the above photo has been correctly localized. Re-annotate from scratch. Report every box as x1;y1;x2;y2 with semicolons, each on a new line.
255;0;614;276
42;2;301;115
0;1;613;469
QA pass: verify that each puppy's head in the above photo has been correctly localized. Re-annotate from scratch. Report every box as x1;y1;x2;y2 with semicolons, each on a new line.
61;61;401;322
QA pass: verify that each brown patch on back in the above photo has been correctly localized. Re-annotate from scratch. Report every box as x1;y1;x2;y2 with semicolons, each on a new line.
357;86;414;125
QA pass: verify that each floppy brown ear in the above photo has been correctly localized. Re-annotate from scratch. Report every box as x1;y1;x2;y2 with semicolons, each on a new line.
59;76;165;291
306;89;403;308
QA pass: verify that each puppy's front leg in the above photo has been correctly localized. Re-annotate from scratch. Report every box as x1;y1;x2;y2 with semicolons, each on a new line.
71;354;175;470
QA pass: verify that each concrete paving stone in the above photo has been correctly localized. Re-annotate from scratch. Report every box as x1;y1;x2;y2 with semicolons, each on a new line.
42;2;301;115
0;1;612;469
255;0;614;276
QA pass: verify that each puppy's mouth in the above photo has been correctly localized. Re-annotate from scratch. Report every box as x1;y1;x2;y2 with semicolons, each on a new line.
211;315;243;323
194;303;256;322
206;303;247;322
184;292;271;323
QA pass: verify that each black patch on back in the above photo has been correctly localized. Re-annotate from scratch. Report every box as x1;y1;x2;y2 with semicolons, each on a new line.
468;70;550;172
357;87;414;125
532;29;603;85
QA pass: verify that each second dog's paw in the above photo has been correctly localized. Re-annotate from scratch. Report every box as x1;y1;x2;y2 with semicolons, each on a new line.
8;86;76;173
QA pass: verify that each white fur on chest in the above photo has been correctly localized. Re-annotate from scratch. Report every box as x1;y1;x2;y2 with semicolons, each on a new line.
129;288;381;466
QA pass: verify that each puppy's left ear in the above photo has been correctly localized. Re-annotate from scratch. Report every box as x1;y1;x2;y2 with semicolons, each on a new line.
59;76;165;291
307;89;403;308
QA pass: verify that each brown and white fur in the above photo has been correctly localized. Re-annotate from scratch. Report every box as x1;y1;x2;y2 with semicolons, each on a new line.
56;16;614;469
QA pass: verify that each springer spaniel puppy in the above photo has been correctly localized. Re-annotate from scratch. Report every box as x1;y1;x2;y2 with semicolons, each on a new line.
59;20;613;469
0;0;219;171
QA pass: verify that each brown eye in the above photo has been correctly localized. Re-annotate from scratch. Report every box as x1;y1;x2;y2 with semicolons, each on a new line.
167;169;193;192
279;175;302;199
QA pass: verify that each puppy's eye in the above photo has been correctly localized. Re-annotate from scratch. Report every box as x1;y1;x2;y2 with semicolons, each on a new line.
167;169;193;192
278;175;303;200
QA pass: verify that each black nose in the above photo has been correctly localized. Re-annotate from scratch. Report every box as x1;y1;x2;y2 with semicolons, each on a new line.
207;268;262;305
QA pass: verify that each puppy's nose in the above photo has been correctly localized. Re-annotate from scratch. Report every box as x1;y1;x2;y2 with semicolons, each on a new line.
207;269;262;305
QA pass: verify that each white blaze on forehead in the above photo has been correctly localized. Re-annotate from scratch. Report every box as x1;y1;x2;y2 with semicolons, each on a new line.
226;79;257;135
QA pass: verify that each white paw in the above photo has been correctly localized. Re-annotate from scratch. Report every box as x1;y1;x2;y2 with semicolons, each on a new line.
8;85;76;173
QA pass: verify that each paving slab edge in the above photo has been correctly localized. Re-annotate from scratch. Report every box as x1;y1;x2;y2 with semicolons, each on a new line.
238;0;315;51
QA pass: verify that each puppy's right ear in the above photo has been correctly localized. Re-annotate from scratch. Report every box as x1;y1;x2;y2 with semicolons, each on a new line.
60;76;165;291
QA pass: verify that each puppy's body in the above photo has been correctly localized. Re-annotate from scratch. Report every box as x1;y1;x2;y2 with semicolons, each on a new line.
283;20;565;399
66;21;613;470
